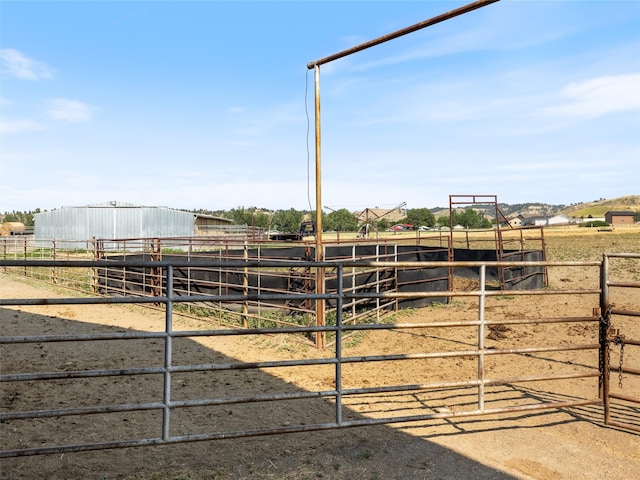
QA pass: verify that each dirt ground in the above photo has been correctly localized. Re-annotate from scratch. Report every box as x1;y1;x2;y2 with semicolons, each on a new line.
1;228;639;479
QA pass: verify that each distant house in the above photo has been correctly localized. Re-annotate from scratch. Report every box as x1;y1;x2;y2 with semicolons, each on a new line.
546;214;571;226
518;214;570;227
518;214;545;226
605;211;636;225
389;223;414;231
507;216;522;228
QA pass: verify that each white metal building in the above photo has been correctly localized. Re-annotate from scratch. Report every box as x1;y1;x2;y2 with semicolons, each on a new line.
34;201;232;241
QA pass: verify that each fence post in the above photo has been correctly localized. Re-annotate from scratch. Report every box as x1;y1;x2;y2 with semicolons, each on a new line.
478;263;486;411
22;236;27;276
599;254;611;424
335;264;344;425
162;265;174;441
52;240;57;284
243;242;249;328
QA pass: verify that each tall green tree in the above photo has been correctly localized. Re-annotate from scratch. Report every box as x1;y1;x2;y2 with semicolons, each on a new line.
436;209;492;229
375;218;391;231
324;208;358;231
225;206;272;228
1;209;39;226
458;209;491;228
252;211;271;229
226;206;254;225
436;215;450;228
404;208;436;228
271;208;304;233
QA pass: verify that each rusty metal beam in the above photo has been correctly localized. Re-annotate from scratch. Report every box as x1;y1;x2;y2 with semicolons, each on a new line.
307;0;501;69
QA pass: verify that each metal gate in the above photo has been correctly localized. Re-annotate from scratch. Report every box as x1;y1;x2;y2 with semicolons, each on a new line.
600;253;640;432
1;256;639;458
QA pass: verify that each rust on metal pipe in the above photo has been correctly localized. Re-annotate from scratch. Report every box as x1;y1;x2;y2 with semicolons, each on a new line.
307;0;501;69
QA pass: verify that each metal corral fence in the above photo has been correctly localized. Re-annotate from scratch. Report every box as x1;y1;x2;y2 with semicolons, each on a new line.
0;237;452;337
96;241;458;342
1;254;638;458
0;233;546;337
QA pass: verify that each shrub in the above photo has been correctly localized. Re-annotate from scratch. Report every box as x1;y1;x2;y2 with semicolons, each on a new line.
579;220;609;228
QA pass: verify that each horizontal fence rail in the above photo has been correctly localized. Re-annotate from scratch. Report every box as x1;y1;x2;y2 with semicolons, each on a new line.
0;256;632;457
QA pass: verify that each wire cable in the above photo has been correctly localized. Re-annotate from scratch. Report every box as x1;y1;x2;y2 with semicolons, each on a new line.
305;68;313;212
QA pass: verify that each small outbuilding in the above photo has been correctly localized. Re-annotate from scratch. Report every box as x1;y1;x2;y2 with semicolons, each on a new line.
605;211;636;225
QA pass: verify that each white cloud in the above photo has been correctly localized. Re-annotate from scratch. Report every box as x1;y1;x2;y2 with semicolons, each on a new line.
0;119;43;134
0;48;54;80
46;98;97;122
543;73;640;118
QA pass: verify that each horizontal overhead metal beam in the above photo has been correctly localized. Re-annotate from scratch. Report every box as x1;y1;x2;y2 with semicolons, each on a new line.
307;0;500;69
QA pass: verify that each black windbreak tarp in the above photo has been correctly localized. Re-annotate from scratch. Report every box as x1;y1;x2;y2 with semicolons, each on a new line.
101;245;544;311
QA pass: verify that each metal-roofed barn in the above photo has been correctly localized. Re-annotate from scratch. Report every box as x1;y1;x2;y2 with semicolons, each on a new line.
34;201;232;246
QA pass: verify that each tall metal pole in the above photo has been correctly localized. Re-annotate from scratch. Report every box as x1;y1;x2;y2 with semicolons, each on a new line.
314;65;323;245
314;64;325;349
306;1;501;350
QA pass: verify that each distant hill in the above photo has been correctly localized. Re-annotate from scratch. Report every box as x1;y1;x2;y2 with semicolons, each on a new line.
428;195;640;220
559;195;640;218
430;202;567;220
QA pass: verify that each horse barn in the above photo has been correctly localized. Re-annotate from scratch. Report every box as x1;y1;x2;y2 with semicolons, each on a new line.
33;201;233;244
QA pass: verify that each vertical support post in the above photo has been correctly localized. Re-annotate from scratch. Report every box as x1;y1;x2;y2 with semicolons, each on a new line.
51;240;57;284
375;243;381;322
23;236;27;276
162;265;174;441
600;254;611;424
335;264;343;425
256;244;262;320
478;263;486;411
243;241;249;328
313;64;325;349
187;240;192;316
351;245;357;320
540;227;549;287
496;223;505;290
90;236;97;293
394;243;399;312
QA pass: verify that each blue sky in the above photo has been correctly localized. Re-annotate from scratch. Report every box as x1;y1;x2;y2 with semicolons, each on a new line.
1;0;639;213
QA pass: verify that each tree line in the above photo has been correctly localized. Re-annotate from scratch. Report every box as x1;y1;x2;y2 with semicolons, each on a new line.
0;209;41;226
1;206;493;231
198;206;492;232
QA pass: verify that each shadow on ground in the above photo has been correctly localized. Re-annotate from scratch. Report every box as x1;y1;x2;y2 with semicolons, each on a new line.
0;307;526;480
11;299;634;479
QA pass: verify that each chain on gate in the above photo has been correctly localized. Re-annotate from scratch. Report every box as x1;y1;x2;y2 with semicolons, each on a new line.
602;306;626;389
611;334;626;388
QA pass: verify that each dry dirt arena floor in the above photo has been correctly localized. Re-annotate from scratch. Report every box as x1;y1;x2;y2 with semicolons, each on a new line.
1;229;640;480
